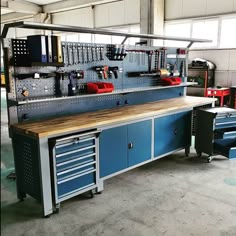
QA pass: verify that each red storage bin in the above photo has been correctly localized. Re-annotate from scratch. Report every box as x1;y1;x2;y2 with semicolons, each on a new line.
161;77;182;85
87;82;114;94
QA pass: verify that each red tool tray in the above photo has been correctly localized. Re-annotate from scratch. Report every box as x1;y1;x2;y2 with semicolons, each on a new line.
87;82;114;94
161;77;182;86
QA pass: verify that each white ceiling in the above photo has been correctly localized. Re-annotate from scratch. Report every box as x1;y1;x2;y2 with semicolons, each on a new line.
24;0;63;5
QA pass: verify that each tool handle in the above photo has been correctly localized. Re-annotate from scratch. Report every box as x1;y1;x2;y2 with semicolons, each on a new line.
102;71;108;79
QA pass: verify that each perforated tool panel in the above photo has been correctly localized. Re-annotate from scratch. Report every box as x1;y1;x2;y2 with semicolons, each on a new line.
7;39;187;123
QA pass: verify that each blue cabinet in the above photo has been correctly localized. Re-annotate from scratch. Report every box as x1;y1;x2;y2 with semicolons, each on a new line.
154;111;191;157
127;121;152;167
99;120;152;178
99;126;127;178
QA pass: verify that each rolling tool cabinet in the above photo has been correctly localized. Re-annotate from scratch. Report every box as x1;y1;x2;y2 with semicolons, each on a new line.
2;21;216;217
195;107;236;162
49;130;100;210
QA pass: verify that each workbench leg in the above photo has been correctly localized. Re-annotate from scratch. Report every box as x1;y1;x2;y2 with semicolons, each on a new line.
96;179;104;193
220;95;223;107
12;138;27;201
185;146;190;157
38;138;54;217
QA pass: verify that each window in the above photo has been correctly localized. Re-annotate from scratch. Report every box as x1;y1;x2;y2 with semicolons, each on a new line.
103;24;140;45
192;20;218;48
164;22;191;47
94;34;112;44
220;18;236;48
164;14;236;49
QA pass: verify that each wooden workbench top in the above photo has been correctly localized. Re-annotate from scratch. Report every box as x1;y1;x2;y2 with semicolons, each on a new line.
11;96;216;138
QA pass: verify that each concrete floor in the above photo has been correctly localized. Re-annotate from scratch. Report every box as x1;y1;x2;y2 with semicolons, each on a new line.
1;88;236;236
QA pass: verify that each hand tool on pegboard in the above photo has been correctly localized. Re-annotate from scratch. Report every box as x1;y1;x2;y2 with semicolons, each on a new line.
159;48;169;77
94;66;108;79
109;66;119;79
154;50;160;71
68;71;77;96
55;71;65;97
62;43;69;66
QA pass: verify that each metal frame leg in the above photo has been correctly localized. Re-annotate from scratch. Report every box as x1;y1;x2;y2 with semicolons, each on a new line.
38;138;53;217
96;179;104;193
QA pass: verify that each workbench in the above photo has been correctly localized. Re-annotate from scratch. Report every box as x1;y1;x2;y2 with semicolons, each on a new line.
11;96;216;217
2;21;215;217
206;87;230;107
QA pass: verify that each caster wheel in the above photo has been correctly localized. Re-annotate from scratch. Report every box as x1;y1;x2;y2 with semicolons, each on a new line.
44;214;51;218
185;147;190;157
53;203;60;214
197;151;202;157
89;190;95;198
207;156;212;163
96;191;103;195
54;208;60;214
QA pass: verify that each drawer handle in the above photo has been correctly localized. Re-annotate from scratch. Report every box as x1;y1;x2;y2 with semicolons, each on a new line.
57;161;96;176
56;153;95;166
57;169;96;184
174;128;178;135
56;145;96;158
56;137;95;149
56;129;101;143
128;142;133;149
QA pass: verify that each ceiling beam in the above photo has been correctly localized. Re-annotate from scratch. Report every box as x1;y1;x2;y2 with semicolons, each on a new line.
1;0;8;8
1;12;34;23
8;0;42;14
43;0;122;13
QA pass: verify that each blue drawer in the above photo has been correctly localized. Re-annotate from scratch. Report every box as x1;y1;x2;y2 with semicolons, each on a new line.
215;128;236;139
56;154;95;172
57;162;96;181
56;148;95;164
215;116;236;129
214;139;236;159
56;139;95;155
57;171;95;198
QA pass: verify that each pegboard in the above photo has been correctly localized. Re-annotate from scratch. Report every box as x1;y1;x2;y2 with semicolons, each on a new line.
6;38;188;123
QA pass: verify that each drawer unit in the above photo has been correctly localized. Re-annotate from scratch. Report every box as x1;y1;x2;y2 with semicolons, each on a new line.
50;130;100;203
195;107;236;162
214;139;236;159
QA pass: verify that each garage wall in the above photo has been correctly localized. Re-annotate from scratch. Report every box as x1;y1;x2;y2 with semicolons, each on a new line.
51;0;140;28
165;0;236;20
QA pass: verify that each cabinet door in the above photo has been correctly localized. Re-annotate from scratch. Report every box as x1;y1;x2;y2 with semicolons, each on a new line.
127;120;152;167
154;114;176;157
154;111;192;157
99;125;127;178
175;111;192;149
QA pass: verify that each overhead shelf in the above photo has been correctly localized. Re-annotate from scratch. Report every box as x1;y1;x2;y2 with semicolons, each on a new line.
2;21;212;48
8;82;196;106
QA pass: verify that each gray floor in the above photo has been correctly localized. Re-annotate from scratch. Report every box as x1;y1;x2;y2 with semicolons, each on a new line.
1;88;236;236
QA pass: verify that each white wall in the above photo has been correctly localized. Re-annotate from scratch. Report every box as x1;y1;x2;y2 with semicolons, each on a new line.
52;7;93;27
165;0;236;20
189;49;236;87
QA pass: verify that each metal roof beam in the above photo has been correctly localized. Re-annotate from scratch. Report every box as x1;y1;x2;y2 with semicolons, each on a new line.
43;0;122;13
1;21;212;48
